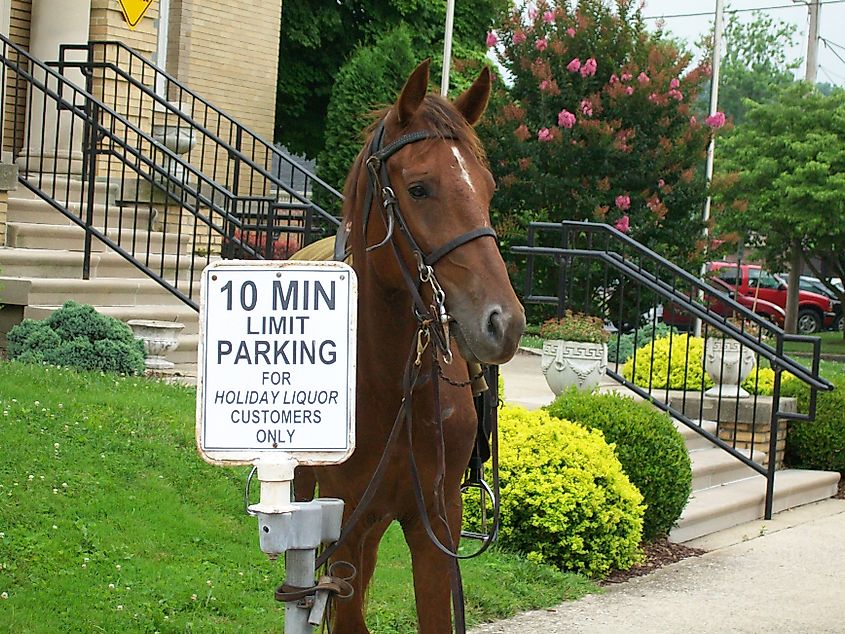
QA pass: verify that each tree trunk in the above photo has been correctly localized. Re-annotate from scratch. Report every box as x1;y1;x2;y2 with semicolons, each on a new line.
784;239;802;334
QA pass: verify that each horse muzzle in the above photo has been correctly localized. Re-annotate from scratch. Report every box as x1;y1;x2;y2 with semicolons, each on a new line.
450;302;525;366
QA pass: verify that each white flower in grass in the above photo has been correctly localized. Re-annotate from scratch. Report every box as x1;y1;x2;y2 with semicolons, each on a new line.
1;592;8;599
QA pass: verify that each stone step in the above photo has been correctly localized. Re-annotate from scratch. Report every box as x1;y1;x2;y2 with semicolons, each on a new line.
0;247;215;281
674;419;718;451
5;222;191;256
7;195;156;228
670;469;840;543
0;276;200;308
689;447;764;492
13;174;119;206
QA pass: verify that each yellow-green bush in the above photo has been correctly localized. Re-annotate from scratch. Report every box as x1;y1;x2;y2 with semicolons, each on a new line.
622;334;792;396
465;405;644;578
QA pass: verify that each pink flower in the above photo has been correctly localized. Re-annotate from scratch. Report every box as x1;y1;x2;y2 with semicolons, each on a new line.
705;112;726;129
625;86;634;95
566;27;577;37
668;89;683;101
690;116;698;126
670;78;680;89
648;92;659;103
513;30;527;45
567;58;581;72
637;72;650;84
543;10;555;23
528;7;538;20
580;57;597;77
537;127;553;142
558;109;576;128
621;72;633;82
658;179;666;189
539;79;550;91
615;194;631;211
609;73;619;84
580;99;593;117
614;214;630;233
535;38;548;51
486;32;498;48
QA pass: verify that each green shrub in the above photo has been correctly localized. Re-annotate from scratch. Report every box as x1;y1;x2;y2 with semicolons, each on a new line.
546;390;691;539
465;405;644;578
786;375;845;472
608;322;675;364
7;301;145;375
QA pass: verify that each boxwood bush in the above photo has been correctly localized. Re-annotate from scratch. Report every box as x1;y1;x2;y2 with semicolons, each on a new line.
785;375;845;473
465;405;644;578
546;389;691;539
7;301;145;375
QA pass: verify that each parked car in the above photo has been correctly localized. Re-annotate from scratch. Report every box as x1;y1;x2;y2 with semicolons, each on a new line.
785;276;843;331
662;276;786;331
710;262;840;334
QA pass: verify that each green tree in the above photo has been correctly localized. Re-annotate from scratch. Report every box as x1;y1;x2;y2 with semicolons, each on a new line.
701;11;800;124
481;0;717;298
276;0;507;158
714;83;845;334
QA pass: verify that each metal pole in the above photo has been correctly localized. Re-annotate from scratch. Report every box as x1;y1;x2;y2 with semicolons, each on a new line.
695;0;724;338
785;0;821;332
440;0;456;97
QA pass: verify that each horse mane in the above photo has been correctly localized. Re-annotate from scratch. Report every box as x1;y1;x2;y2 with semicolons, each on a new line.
340;93;489;215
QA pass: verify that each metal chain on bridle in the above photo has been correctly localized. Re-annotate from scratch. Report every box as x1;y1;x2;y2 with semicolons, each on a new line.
274;120;502;634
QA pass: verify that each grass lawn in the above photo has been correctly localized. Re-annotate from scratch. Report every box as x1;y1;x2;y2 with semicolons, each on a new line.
782;331;845;358
0;362;594;632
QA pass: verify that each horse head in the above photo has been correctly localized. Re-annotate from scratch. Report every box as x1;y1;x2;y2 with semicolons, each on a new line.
346;59;525;366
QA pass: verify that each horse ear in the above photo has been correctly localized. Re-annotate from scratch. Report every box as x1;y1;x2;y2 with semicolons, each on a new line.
453;66;492;126
396;59;431;126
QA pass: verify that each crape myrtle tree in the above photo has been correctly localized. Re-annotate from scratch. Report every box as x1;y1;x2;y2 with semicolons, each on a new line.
479;0;722;321
714;83;845;337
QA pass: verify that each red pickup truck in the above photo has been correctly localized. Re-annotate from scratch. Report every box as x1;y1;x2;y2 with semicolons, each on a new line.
709;262;841;334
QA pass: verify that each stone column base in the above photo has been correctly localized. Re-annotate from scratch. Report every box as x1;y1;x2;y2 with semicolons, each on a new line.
718;421;787;468
0;162;19;247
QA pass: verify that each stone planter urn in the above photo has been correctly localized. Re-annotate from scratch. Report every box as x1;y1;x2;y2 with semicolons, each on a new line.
128;319;185;370
541;340;608;395
704;337;756;398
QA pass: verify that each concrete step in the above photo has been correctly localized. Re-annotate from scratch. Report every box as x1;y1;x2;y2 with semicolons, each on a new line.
670;469;840;543
0;276;200;308
13;174;119;206
689;447;763;491
7;195;155;228
6;222;191;255
0;247;215;281
674;419;718;451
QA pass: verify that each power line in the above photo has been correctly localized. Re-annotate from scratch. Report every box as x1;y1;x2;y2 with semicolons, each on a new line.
643;0;845;21
819;64;845;83
821;36;845;53
821;37;845;67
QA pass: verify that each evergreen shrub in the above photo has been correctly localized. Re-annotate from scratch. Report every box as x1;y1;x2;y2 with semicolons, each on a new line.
786;375;845;473
608;322;674;363
465;405;644;578
547;389;691;538
7;301;145;375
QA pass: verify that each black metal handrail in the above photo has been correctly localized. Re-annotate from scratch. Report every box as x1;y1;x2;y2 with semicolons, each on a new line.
57;41;343;220
0;33;334;310
514;220;834;519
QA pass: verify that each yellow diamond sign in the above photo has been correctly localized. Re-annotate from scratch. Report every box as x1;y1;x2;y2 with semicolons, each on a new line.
117;0;154;30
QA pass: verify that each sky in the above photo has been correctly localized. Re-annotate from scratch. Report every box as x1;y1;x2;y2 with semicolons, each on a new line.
640;0;845;86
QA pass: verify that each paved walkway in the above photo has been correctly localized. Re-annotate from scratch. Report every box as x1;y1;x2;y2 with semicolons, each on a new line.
475;350;845;633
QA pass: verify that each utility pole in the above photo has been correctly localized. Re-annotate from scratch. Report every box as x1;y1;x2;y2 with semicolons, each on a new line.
695;0;725;338
785;0;821;333
441;0;456;97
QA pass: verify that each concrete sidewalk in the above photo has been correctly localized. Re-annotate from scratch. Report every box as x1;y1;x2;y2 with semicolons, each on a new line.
476;349;845;633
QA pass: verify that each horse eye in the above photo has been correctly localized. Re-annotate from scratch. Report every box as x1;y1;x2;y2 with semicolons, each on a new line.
408;184;428;199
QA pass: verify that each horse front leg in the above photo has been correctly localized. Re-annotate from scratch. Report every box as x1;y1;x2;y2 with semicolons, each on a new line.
328;517;391;634
401;498;464;634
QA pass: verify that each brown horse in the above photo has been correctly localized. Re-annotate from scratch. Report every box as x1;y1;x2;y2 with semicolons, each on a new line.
296;60;525;633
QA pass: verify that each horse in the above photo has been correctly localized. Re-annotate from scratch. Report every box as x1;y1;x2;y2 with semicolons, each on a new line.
294;59;525;633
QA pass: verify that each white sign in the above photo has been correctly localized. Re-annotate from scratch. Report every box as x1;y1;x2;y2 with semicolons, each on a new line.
196;260;357;466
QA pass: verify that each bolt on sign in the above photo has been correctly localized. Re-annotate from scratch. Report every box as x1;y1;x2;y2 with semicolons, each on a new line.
197;261;358;466
117;0;154;30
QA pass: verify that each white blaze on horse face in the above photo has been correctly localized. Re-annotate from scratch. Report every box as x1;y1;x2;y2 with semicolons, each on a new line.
450;145;476;194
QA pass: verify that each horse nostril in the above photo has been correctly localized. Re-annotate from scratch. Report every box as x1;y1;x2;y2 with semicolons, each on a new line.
486;308;504;342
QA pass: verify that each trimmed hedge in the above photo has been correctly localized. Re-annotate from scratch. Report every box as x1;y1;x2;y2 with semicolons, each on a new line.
7;301;145;375
786;376;845;473
465;405;644;578
547;389;692;539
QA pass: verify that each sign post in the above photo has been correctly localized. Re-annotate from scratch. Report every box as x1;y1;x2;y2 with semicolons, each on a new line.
196;260;357;632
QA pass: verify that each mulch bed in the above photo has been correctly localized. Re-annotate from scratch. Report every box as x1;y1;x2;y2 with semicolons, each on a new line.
836;478;845;500
601;538;706;585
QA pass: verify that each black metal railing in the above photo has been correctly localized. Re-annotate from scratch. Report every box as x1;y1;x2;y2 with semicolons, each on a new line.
1;35;341;310
514;221;834;518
